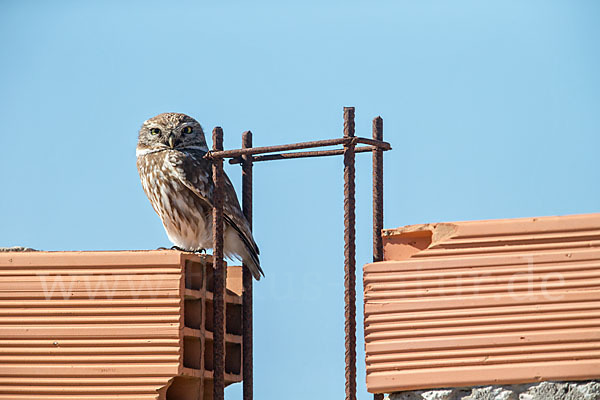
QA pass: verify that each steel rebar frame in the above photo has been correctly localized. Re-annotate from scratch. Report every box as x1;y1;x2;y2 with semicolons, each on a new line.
241;131;253;400
372;117;385;400
343;107;357;400
211;127;226;400
207;107;389;400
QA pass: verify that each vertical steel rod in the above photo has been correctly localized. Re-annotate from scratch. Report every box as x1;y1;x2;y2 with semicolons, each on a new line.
343;107;357;400
372;117;384;263
372;117;385;400
241;131;254;400
212;127;226;400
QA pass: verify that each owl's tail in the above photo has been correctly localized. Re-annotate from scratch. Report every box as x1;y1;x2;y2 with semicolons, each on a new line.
224;226;264;281
240;245;264;281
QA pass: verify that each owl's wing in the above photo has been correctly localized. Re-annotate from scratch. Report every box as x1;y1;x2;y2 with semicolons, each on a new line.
171;150;261;264
221;173;261;256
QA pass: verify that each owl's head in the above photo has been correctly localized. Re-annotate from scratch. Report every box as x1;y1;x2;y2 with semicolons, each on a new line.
137;113;208;155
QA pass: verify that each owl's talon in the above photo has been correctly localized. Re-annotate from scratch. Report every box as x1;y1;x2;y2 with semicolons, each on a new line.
194;248;207;254
170;246;187;251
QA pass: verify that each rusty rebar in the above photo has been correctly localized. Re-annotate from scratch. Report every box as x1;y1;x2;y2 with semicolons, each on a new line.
372;117;384;400
373;117;384;263
206;108;388;399
212;126;226;400
355;137;390;149
208;136;391;160
229;146;383;164
343;107;357;400
241;131;253;400
210;137;350;159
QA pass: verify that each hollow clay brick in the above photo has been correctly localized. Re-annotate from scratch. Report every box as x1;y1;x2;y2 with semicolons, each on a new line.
364;213;600;394
0;250;242;400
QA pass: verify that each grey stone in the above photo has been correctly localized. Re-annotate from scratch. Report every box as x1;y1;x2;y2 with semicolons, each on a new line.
464;386;516;400
522;382;600;400
389;381;600;400
0;246;37;252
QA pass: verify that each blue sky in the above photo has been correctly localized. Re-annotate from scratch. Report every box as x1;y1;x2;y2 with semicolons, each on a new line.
1;1;599;398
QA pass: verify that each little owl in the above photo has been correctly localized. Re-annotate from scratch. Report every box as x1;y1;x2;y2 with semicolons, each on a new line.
136;112;263;280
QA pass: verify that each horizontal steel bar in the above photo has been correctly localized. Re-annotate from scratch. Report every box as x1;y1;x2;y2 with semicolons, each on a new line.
356;137;391;150
228;146;381;164
207;137;391;159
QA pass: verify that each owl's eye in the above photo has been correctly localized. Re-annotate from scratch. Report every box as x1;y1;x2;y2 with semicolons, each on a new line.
181;126;193;134
150;128;161;135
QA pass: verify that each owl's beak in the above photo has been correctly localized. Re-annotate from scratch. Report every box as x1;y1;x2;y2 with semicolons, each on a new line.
167;134;176;149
